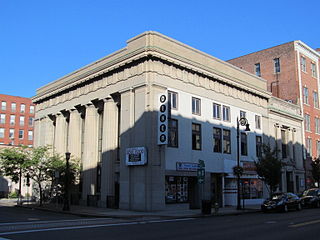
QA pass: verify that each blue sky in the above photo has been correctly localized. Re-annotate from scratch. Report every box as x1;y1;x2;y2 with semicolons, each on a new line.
1;0;319;98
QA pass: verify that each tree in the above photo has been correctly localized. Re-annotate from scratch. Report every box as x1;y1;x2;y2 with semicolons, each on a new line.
311;158;320;187
254;144;282;198
25;146;65;206
0;146;28;202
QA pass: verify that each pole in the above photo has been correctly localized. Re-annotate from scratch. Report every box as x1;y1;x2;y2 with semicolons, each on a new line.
18;167;22;205
63;152;71;211
237;118;241;210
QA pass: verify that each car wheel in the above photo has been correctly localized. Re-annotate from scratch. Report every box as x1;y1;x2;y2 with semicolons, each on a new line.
296;203;302;211
283;205;288;213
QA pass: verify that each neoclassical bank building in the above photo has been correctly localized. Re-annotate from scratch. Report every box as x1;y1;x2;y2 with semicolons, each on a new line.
33;32;305;211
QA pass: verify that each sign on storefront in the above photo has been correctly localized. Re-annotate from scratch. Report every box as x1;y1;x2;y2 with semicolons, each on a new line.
125;147;147;166
176;162;198;171
197;159;205;184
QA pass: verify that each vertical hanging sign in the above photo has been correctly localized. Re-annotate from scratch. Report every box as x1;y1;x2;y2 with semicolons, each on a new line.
158;93;168;145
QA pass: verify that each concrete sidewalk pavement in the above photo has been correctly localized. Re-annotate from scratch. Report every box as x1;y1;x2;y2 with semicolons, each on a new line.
9;201;261;219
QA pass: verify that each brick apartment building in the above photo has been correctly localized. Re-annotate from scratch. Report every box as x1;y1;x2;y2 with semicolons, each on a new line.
0;94;35;147
228;41;320;186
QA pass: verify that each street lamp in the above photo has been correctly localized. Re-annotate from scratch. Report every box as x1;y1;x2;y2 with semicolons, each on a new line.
236;117;250;210
63;152;71;211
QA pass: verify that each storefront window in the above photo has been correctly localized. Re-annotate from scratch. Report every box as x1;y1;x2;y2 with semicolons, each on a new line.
165;176;189;203
241;179;263;199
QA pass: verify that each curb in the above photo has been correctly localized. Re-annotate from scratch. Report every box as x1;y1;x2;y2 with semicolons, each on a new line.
15;204;261;219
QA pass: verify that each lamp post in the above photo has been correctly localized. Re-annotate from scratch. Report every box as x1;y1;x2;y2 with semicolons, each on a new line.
236;117;250;210
63;152;71;211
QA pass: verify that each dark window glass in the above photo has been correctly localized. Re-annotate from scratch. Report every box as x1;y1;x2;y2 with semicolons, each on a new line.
213;127;222;152
168;118;178;148
223;129;231;154
192;123;201;150
241;132;248;156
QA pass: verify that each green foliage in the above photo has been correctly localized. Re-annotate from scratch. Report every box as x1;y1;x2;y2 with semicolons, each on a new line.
254;144;282;197
233;166;244;177
0;147;28;183
8;191;19;198
311;158;320;186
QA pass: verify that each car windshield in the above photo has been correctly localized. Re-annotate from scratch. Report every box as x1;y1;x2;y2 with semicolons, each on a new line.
303;189;318;196
271;194;284;200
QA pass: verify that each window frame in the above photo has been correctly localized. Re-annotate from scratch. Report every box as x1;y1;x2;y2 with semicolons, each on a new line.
303;87;309;104
255;115;261;130
222;105;231;122
255;63;261;77
301;56;306;72
241;132;248;156
0;114;5;124
274;58;280;73
18;130;24;139
313;91;319;108
213;103;221;120
192;97;201;116
305;114;311;131
192;123;202;150
213;127;222;153
311;63;317;78
168;118;178;148
1;101;6;111
223;129;231;154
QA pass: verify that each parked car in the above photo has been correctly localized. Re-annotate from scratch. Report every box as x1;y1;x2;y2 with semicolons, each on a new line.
261;192;302;212
301;188;320;208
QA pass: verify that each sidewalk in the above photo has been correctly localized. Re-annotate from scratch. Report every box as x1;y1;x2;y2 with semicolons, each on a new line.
9;201;261;219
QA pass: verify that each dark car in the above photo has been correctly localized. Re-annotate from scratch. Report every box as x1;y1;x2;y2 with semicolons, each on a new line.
261;193;302;212
301;188;320;208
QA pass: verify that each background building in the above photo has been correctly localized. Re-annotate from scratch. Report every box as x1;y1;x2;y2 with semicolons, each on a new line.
32;32;304;211
228;41;320;187
0;94;35;198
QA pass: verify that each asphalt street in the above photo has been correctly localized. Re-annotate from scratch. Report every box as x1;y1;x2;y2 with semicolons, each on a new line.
1;205;320;240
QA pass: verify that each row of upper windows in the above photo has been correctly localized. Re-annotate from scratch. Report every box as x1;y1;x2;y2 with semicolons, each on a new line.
304;114;320;134
254;57;318;78
302;87;319;107
300;56;318;78
168;91;262;129
0;128;33;140
0;114;34;127
168;119;263;157
254;58;280;77
0;101;35;114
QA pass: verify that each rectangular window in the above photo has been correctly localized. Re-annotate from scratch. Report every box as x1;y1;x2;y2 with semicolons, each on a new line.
10;115;15;125
0;114;5;124
213;103;221;119
30;105;35;114
18;130;24;139
20;104;25;113
0;128;4;138
255;63;261;77
255;115;261;129
274;58;280;73
301;56;306;72
192;97;201;115
19;116;25;126
168;118;178;148
303;87;309;104
213;127;222;152
306;138;312;157
29;117;34;127
168;91;178;110
311;63;317;78
241;132;248;156
305;114;311;131
223;129;231;154
192;123;201;150
222;106;230;122
314;91;319;108
1;101;6;111
240;110;246;118
28;131;33;141
315;117;320;134
281;130;287;158
317;140;320;158
9;129;14;139
11;103;16;112
256;136;262;158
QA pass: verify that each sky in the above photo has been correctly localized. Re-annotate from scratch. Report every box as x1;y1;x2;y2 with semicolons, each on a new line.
1;0;319;98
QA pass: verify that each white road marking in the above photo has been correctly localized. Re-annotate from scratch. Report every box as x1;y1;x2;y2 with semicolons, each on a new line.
0;218;195;236
0;218;112;226
289;219;320;228
0;237;11;240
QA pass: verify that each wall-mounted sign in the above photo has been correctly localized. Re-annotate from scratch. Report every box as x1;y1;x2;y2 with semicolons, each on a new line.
125;147;147;166
157;93;168;145
242;161;256;174
176;162;198;172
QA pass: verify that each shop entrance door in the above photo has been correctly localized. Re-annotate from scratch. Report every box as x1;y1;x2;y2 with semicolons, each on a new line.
211;174;223;207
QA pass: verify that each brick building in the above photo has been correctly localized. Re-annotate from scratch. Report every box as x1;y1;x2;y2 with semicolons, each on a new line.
0;94;35;147
228;41;320;186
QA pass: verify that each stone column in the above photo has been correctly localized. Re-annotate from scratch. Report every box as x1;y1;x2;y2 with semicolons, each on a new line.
82;103;99;201
54;113;67;154
68;108;82;159
100;97;118;207
33;118;41;147
44;117;55;147
287;128;293;160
